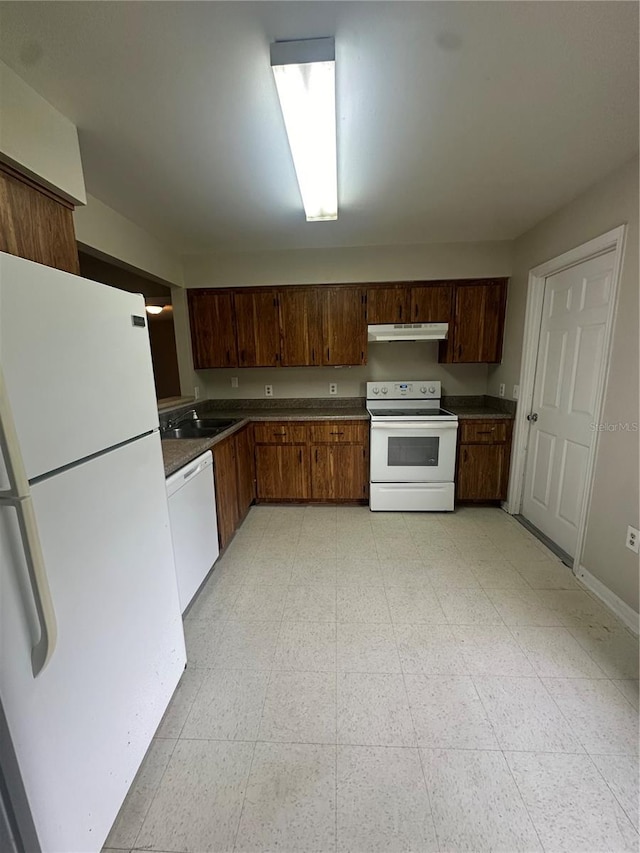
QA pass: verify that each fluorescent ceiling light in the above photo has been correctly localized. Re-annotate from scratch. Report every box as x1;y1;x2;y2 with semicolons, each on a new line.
270;38;337;222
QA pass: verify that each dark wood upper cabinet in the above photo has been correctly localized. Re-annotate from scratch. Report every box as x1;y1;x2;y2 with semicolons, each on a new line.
445;279;507;363
366;285;410;324
188;290;238;368
279;288;323;366
411;284;453;323
234;289;280;367
321;287;367;366
0;165;79;274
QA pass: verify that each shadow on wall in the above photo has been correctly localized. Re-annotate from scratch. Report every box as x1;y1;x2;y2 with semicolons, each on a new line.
78;249;181;400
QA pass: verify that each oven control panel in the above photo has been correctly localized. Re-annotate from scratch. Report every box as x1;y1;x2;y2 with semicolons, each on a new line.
366;381;441;399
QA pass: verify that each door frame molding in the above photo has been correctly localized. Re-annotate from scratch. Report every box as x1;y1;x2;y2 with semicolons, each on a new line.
505;225;627;571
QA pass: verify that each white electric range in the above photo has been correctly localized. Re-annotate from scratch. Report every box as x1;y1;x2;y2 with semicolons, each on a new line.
366;380;458;511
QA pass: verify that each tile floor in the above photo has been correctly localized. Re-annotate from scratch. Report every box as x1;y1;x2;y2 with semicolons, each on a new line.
104;505;639;853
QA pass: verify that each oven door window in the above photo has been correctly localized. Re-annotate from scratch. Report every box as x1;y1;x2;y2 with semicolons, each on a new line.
388;436;439;467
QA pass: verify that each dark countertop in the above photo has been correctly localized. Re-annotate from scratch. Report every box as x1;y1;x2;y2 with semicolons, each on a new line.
161;406;369;476
446;406;515;420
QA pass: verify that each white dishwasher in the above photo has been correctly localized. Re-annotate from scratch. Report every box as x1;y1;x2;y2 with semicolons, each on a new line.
166;450;219;614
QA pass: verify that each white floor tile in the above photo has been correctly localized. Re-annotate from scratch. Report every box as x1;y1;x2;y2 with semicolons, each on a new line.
506;751;639;852
214;620;281;670
135;740;254;852
454;625;536;676
426;563;482;589
543;677;639;755
232;583;288;620
613;679;640;709
337;623;401;673
183;619;225;669
568;624;640;679
385;584;448;624
258;670;337;744
591;754;640;831
105;738;175;849
512;626;607;678
486;588;562;626
155;667;205;739
471;561;531;590
405;675;499;749
422;748;542;852
184;574;241;621
337;672;416;746
337;745;437;852
473;676;584;752
273;620;337;672
337;585;391;622
235;742;336;853
536;589;624;629
436;588;503;625
396;623;468;675
512;560;580;589
284;584;337;621
181;669;269;741
290;558;338;585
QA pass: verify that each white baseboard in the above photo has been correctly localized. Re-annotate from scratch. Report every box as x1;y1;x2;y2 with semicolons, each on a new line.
576;565;639;635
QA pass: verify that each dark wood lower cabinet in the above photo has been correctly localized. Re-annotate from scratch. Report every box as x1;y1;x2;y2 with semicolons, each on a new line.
311;445;368;500
455;419;513;502
235;425;255;519
255;444;309;500
212;435;240;550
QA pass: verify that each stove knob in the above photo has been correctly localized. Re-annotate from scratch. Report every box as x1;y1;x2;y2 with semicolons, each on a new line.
372;387;379;394
420;386;427;393
381;387;388;394
428;385;436;393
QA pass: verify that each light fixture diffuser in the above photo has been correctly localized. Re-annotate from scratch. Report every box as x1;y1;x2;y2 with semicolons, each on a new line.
270;38;337;221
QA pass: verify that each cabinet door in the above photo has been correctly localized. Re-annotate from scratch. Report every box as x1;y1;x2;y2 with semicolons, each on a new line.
448;281;507;363
279;288;322;366
212;436;240;549
410;284;453;323
234;425;255;519
366;286;410;324
255;445;309;500
321;287;367;366
456;444;508;501
188;290;238;368
311;445;368;500
234;289;281;367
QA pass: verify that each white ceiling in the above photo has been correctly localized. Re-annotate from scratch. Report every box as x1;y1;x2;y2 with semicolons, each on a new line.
0;2;637;254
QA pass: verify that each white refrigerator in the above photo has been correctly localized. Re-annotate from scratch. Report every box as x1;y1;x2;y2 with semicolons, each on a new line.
0;253;186;852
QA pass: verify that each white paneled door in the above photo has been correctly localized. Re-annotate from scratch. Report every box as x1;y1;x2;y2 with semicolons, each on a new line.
522;250;615;557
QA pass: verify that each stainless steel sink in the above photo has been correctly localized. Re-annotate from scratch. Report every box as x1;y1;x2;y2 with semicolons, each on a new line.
161;418;241;440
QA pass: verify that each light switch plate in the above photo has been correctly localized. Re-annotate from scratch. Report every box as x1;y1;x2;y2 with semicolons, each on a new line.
513;385;520;400
231;377;239;388
499;383;505;398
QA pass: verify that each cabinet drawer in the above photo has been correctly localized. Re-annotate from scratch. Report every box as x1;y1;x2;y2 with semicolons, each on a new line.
459;420;509;444
253;422;307;444
308;422;368;444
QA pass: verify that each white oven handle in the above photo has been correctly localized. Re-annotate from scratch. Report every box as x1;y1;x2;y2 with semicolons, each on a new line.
370;421;458;430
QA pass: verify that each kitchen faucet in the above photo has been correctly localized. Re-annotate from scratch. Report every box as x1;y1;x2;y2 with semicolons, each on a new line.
166;408;198;429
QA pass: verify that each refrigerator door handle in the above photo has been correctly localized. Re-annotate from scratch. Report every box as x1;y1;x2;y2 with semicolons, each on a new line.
0;367;57;676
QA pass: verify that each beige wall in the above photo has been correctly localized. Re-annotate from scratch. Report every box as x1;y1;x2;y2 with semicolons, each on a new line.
489;157;639;615
74;194;184;287
175;240;512;399
182;240;512;288
194;347;489;401
0;60;86;204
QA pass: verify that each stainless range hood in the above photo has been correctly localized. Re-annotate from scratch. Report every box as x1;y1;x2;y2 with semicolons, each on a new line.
367;322;449;342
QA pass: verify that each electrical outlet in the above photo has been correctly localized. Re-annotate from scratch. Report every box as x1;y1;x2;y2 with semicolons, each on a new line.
499;383;505;398
264;384;273;397
626;525;639;554
513;385;520;400
231;377;239;388
329;382;338;396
